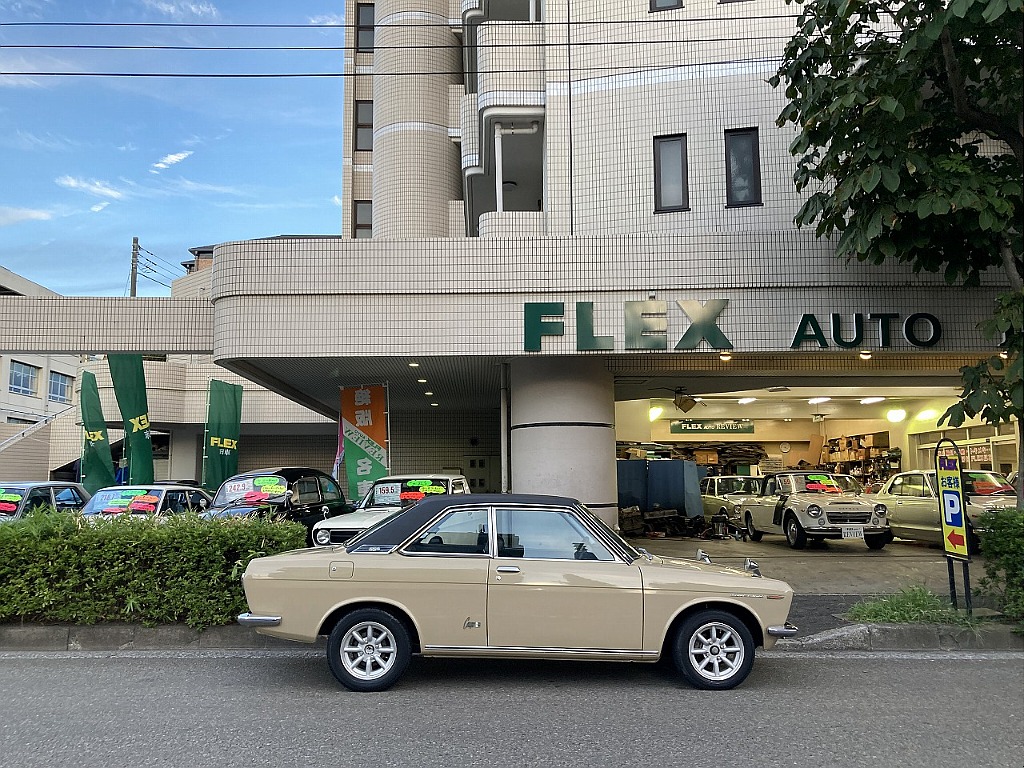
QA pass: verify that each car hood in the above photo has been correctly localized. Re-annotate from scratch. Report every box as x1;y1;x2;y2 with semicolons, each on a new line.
312;505;398;531
639;554;793;594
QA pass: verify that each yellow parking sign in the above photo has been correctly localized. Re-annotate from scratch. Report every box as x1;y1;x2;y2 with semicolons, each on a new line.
935;453;970;561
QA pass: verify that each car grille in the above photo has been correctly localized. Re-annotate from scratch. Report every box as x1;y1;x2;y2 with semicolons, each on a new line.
825;508;871;524
329;530;359;544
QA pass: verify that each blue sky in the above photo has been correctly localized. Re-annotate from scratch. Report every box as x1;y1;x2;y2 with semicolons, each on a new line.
1;0;349;296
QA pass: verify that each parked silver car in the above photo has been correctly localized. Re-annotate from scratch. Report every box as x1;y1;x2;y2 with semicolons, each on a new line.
875;469;1017;552
0;481;91;522
742;472;891;549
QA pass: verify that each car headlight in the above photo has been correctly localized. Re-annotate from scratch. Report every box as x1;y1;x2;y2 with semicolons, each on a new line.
313;528;331;545
806;504;822;517
874;503;887;516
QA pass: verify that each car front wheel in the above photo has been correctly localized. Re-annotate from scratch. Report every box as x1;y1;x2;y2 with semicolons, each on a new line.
327;608;411;692
865;530;893;550
672;610;755;690
784;514;806;549
745;512;763;542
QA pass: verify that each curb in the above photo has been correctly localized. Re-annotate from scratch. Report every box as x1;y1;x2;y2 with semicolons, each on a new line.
1;621;1021;652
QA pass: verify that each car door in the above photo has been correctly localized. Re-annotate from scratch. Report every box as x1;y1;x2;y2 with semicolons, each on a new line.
888;473;940;543
317;475;351;517
748;476;783;534
700;477;715;518
485;504;643;651
287;475;328;528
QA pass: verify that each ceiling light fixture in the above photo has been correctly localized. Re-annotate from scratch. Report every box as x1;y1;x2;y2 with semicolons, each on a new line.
417;378;427;383
916;409;938;421
886;408;907;423
648;406;664;422
408;362;420;368
430;402;439;407
737;397;756;404
424;391;434;396
860;397;885;405
719;351;732;362
808;397;831;405
859;350;873;360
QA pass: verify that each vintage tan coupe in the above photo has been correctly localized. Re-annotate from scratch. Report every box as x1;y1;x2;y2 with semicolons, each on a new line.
239;493;796;692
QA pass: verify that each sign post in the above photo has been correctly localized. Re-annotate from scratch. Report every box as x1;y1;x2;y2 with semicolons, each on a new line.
934;438;972;616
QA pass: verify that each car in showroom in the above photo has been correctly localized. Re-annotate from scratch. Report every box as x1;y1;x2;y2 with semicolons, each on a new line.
239;493;796;692
311;472;470;547
699;475;761;526
741;471;892;549
204;467;353;543
875;469;1018;552
0;481;91;522
80;484;211;517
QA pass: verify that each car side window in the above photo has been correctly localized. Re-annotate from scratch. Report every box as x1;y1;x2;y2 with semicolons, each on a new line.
764;478;777;496
293;477;321;505
53;487;83;508
452;480;468;494
902;475;926;498
25;487;52;510
496;507;614;561
162;491;186;513
700;478;710;494
318;475;343;502
406;508;489;555
187;491;208;509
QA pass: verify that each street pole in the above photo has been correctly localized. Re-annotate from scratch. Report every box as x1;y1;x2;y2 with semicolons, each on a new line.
130;237;139;297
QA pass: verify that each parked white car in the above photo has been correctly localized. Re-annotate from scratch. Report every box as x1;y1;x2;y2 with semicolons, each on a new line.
700;475;760;525
742;471;891;550
311;473;470;546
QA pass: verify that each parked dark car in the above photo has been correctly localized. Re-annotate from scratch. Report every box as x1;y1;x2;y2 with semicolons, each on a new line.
204;467;353;543
0;481;91;522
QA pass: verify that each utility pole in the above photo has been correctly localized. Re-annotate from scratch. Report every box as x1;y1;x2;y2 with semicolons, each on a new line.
130;237;139;297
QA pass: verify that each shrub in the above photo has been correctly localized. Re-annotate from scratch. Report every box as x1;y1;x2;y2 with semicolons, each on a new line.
978;508;1024;630
0;511;306;630
845;585;977;627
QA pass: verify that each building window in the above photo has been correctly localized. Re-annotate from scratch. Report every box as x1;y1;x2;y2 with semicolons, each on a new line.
48;371;73;404
353;201;373;239
725;128;762;207
8;361;39;396
651;0;684;9
354;101;373;152
356;4;375;53
654;134;689;212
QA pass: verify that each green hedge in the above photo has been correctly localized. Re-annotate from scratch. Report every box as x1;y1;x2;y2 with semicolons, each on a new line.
0;511;306;630
979;508;1024;630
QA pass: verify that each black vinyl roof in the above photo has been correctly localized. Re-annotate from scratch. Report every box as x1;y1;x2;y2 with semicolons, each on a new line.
350;493;581;550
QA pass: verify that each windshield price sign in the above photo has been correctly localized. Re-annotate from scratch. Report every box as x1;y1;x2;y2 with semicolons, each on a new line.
935;453;970;561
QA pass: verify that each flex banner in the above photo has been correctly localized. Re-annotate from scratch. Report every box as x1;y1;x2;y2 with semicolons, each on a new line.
339;385;389;501
107;354;154;484
79;370;116;494
202;380;243;492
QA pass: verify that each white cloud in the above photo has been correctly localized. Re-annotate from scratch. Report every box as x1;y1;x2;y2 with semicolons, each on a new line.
309;15;345;25
0;205;52;226
330;195;344;207
55;176;125;199
150;150;193;172
0;130;75;151
90;202;110;213
164;177;243;196
141;1;219;20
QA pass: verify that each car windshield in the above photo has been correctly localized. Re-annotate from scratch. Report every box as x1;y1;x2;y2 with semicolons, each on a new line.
82;488;164;515
0;487;28;515
789;473;862;494
359;478;452;508
719;477;756;495
964;471;1016;496
213;475;288;506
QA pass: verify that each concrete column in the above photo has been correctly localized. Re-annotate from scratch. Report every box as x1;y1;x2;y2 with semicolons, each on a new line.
372;0;462;238
509;357;618;525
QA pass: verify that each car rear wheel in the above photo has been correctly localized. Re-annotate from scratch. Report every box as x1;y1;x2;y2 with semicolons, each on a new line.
327;608;411;692
865;530;893;550
745;512;763;542
672;610;755;690
784;514;806;549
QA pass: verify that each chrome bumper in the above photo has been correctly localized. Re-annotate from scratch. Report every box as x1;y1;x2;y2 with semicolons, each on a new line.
767;622;799;638
238;612;282;628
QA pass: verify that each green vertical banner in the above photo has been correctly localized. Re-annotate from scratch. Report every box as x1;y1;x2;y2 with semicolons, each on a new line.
107;354;154;484
340;385;390;501
202;379;243;492
79;371;116;494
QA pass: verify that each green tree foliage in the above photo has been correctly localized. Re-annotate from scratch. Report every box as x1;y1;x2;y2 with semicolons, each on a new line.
771;0;1023;503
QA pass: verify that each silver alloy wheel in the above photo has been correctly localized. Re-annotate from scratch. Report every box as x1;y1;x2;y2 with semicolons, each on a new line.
340;620;398;681
687;620;746;682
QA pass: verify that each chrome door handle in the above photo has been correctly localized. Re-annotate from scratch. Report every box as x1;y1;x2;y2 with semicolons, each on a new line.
495;566;520;574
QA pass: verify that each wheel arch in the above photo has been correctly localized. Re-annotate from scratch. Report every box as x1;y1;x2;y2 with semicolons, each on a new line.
661;599;765;658
318;600;422;654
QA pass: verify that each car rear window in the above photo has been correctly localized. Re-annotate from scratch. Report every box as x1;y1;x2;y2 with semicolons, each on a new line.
0;487;27;515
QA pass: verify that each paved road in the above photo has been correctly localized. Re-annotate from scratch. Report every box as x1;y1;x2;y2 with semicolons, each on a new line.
2;650;1021;767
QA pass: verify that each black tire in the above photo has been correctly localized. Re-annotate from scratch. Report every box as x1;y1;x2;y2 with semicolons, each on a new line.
745;512;763;542
865;530;893;550
672;610;755;690
784;514;806;549
327;608;411;692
